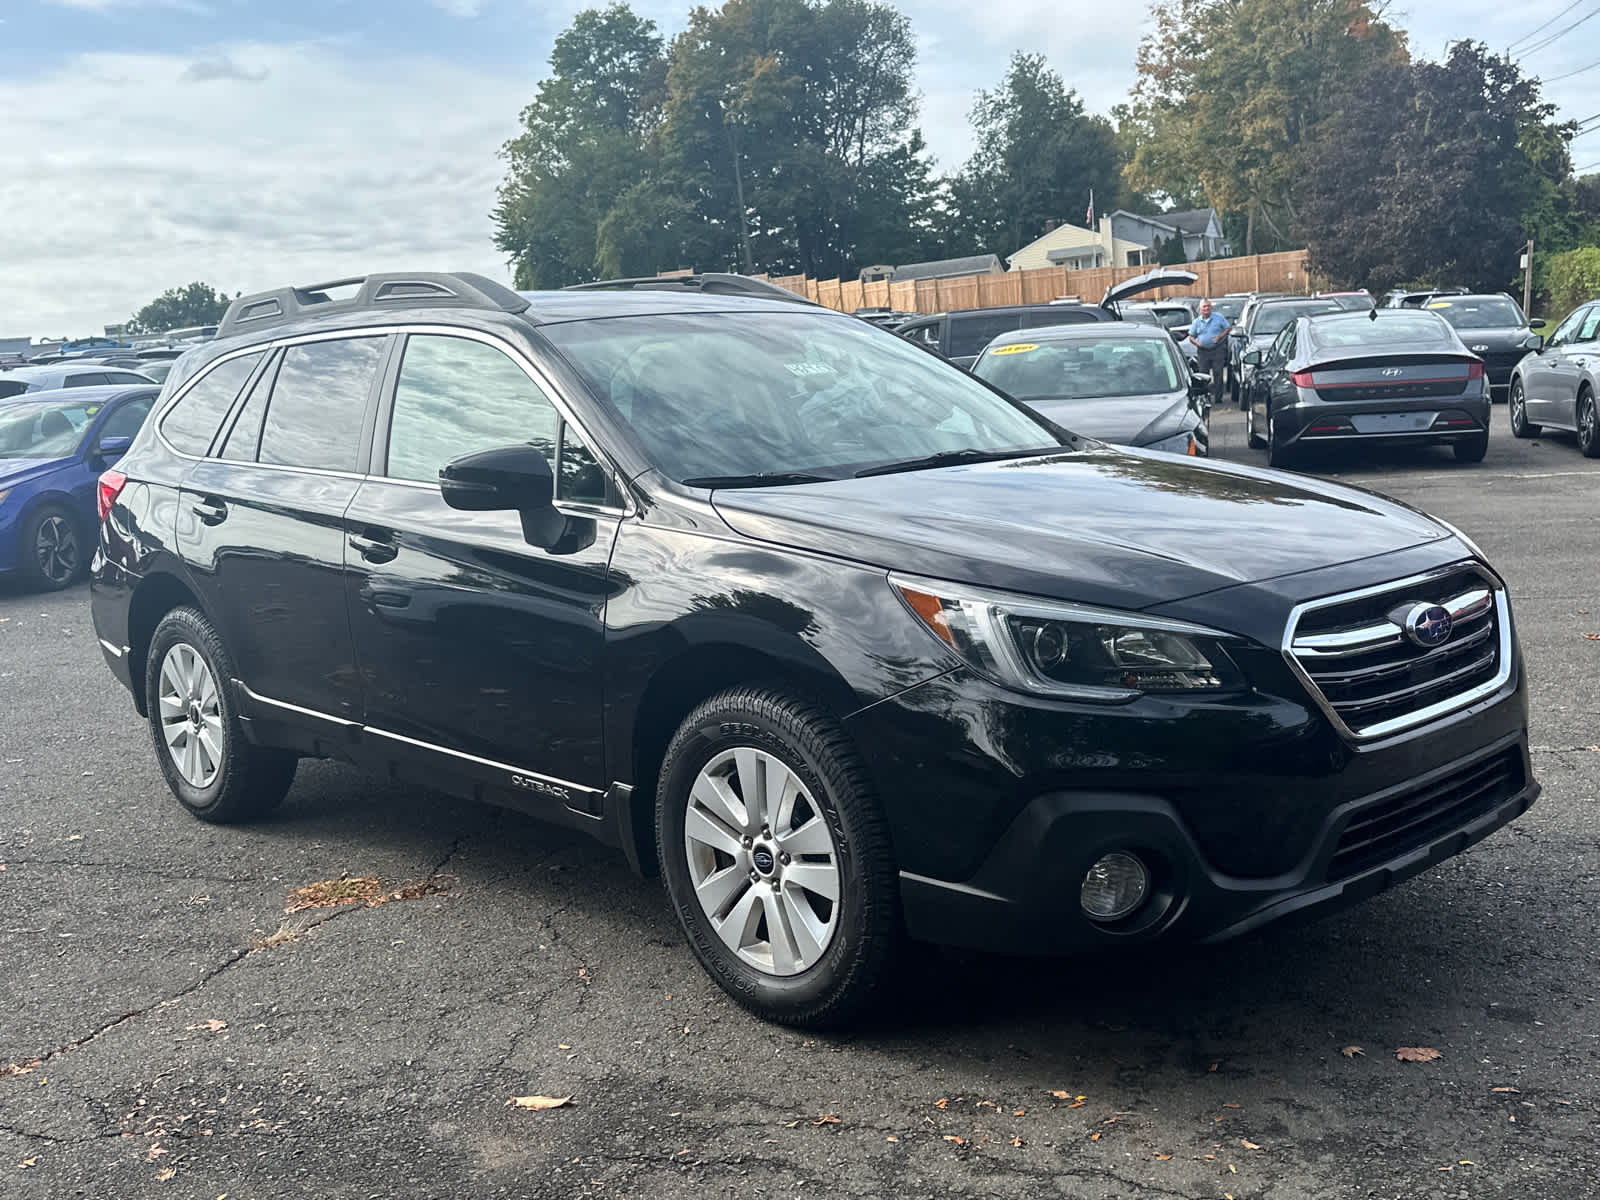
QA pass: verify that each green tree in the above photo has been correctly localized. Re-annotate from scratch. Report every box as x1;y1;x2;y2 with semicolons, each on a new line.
1124;0;1406;253
1299;42;1568;294
125;282;232;335
494;3;668;288
942;53;1126;259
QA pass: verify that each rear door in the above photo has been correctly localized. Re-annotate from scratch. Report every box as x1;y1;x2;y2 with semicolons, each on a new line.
342;330;621;802
177;334;388;722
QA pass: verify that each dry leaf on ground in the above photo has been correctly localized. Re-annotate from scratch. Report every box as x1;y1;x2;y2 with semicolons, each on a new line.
507;1095;572;1110
1241;1139;1261;1150
943;1135;965;1145
186;1019;227;1033
156;1167;176;1181
1396;1047;1442;1063
1340;1045;1365;1058
1491;1086;1521;1093
1009;1135;1025;1147
934;1098;949;1110
813;1114;841;1125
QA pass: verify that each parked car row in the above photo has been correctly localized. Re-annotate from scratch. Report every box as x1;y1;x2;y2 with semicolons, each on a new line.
75;268;1541;1029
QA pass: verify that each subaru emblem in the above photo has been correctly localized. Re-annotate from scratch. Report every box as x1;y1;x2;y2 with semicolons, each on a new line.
1403;603;1453;649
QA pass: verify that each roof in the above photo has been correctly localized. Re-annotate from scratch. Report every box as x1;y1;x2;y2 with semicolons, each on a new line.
890;255;1002;281
1159;208;1220;235
0;383;159;406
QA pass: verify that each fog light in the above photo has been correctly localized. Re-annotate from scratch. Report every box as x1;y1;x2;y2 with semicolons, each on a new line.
1080;852;1149;921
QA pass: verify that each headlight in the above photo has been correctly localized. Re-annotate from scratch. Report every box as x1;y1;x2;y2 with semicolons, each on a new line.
1431;516;1487;562
892;574;1244;701
1139;430;1200;456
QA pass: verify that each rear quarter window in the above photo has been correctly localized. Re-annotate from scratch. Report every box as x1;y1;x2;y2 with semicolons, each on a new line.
158;352;264;456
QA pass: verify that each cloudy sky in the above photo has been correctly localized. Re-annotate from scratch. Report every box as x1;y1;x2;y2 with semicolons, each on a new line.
2;0;1595;338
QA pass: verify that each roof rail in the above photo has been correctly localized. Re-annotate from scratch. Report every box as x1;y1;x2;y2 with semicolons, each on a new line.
216;272;529;339
562;273;816;305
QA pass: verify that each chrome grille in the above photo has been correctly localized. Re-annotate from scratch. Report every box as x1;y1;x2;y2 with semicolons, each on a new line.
1326;747;1524;881
1284;564;1511;740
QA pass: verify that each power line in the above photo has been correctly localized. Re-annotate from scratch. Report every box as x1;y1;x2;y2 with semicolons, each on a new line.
1517;3;1600;57
1543;56;1600;82
1574;160;1600;173
1509;0;1588;49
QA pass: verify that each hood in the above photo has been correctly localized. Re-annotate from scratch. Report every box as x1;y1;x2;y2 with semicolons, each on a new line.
0;456;70;485
1102;268;1199;308
1025;392;1192;446
710;448;1450;613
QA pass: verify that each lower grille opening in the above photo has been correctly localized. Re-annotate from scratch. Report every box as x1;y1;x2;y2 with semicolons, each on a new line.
1326;748;1524;882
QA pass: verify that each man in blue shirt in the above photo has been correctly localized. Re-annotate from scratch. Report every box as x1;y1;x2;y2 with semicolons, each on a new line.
1185;299;1232;408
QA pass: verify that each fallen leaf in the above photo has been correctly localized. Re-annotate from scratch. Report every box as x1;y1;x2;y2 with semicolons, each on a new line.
813;1114;841;1125
186;1019;227;1033
944;1135;965;1145
145;1144;166;1163
1209;1062;1220;1072
1068;1096;1086;1109
783;1121;799;1129
557;1043;571;1050
1090;1132;1101;1141
507;1095;572;1110
20;1158;36;1169
934;1098;949;1110
1438;1165;1454;1172
1584;633;1600;640
1460;1160;1476;1166
1491;1086;1520;1093
1222;1102;1241;1109
1009;1135;1025;1147
1396;1047;1442;1063
156;1167;176;1181
1049;1089;1071;1099
1228;1163;1238;1173
1155;1153;1173;1161
1241;1139;1261;1150
1340;1045;1365;1058
1225;1193;1235;1200
885;1135;898;1143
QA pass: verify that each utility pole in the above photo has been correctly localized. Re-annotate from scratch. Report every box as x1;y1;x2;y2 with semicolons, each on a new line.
1522;239;1534;315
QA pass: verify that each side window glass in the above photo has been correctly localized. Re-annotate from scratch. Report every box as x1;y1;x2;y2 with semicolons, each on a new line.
159;352;264;456
99;397;154;441
386;334;563;485
217;354;278;462
258;338;384;472
67;373;108;387
1578;308;1600;344
949;314;1024;358
1549;308;1586;347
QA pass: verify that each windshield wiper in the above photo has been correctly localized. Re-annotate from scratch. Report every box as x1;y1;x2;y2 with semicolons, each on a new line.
853;446;1062;479
681;471;835;489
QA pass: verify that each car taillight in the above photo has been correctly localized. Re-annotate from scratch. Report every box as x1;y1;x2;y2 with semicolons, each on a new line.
1467;362;1485;380
1290;369;1316;388
97;469;127;523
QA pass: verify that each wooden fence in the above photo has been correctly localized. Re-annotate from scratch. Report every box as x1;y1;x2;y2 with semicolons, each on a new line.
760;250;1311;315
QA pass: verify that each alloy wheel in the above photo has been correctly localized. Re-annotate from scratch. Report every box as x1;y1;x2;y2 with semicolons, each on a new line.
1581;392;1598;455
682;747;841;977
1511;382;1526;432
34;515;78;586
157;643;224;789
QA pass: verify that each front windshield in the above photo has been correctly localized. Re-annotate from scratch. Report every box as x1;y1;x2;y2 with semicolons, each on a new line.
1427;297;1525;329
0;400;99;459
1253;302;1341;337
541;311;1061;482
976;335;1183;401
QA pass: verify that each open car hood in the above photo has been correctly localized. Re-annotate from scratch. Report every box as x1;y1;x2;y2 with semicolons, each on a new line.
1101;268;1200;308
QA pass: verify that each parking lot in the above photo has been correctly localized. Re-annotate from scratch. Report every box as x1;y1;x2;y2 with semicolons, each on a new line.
2;407;1597;1199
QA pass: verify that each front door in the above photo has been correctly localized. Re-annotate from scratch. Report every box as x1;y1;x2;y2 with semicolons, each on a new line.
342;331;621;803
1525;305;1590;427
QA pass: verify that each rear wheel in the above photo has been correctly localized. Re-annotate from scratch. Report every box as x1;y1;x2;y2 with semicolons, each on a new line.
1246;398;1267;449
657;685;900;1028
1579;389;1599;458
1509;377;1540;438
145;607;298;823
1266;405;1295;468
18;505;83;591
1453;430;1489;463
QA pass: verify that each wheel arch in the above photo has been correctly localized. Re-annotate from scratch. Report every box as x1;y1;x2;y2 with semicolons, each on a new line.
125;570;206;718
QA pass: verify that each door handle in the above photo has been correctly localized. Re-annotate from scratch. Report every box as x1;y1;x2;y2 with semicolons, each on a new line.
348;533;398;564
191;498;227;524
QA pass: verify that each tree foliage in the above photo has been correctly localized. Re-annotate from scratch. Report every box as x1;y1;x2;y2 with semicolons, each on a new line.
1545;247;1600;320
125;282;232;335
1299;42;1567;294
941;53;1128;260
1125;0;1406;252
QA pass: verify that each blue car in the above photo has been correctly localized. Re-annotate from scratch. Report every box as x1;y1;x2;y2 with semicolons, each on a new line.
0;385;159;590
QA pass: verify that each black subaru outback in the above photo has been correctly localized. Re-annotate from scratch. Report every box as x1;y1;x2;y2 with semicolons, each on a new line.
91;271;1538;1027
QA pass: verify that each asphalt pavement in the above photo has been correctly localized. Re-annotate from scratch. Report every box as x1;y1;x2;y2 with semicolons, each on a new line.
2;407;1597;1199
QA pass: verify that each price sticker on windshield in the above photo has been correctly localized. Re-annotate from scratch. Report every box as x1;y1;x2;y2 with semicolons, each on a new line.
990;343;1038;355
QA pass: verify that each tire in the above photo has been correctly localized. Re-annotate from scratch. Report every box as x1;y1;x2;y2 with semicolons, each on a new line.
1453;430;1489;463
1246;398;1267;449
1579;389;1599;459
656;685;900;1028
1266;405;1295;469
18;505;84;591
145;607;297;824
1509;377;1540;438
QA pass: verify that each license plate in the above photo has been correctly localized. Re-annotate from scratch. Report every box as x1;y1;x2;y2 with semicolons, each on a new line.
1350;411;1437;434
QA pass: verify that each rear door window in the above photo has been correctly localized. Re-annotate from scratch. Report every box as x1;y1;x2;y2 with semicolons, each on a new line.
948;313;1025;358
257;338;385;472
66;373;108;387
159;352;264;456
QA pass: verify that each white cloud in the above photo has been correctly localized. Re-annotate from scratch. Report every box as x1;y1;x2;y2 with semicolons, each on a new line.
0;43;528;338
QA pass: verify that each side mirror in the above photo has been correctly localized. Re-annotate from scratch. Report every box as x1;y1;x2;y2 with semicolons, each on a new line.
1528;333;1545;352
440;444;565;549
1529;317;1546;329
94;435;134;460
1170;327;1187;343
1242;349;1263;366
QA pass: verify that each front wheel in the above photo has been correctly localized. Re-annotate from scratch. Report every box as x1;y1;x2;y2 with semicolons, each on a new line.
145;607;298;823
1509;378;1540;438
656;686;900;1028
1579;390;1599;458
18;506;83;591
